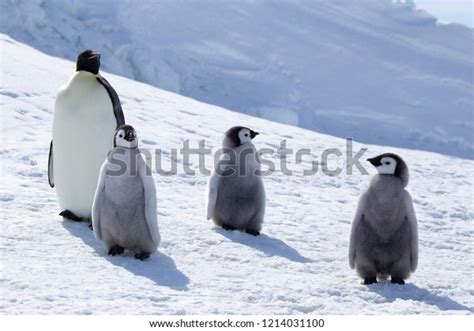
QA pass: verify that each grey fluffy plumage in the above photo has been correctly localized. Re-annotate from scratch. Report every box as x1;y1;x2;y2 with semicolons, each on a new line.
92;127;160;259
206;126;265;235
349;153;418;284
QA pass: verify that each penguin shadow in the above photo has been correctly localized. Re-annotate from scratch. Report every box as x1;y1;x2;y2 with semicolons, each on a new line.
215;228;312;263
62;221;190;291
369;282;473;312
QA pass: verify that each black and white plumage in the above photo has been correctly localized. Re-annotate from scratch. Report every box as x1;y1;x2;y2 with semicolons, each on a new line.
92;125;160;260
349;153;418;285
206;126;265;236
48;50;125;222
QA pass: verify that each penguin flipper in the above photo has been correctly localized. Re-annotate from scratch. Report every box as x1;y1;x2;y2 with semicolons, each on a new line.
205;167;220;220
48;140;54;188
349;191;368;269
96;76;125;127
137;155;160;247
92;161;108;241
403;191;418;272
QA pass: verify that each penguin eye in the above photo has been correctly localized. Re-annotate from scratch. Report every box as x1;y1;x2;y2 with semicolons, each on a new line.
384;161;390;165
119;134;123;138
245;133;249;137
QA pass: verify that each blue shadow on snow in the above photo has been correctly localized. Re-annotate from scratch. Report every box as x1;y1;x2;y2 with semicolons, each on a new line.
215;228;312;263
63;221;190;291
370;282;473;312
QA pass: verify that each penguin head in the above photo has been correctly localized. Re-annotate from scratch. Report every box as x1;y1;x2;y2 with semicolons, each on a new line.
76;50;101;75
367;153;409;186
114;125;138;149
223;126;259;148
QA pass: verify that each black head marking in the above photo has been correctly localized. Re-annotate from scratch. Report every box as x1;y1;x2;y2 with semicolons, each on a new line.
367;153;409;186
225;126;245;147
76;50;101;75
225;126;259;147
114;124;136;147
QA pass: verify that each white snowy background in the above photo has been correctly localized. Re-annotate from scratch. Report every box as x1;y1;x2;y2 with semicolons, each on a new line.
1;0;473;315
1;0;473;158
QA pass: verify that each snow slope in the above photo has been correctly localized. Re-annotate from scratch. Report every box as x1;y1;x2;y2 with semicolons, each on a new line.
1;35;473;314
1;0;473;159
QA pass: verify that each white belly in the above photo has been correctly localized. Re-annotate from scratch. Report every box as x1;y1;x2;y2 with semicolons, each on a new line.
52;73;117;217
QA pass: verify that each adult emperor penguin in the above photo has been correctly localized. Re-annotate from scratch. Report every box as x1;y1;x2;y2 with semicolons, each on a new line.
206;126;265;236
92;125;160;260
349;153;418;285
48;50;125;222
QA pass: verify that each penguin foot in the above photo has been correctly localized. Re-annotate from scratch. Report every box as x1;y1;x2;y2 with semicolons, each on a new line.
59;210;83;222
108;246;124;256
221;224;236;231
363;277;377;285
134;252;150;261
391;277;405;285
245;229;260;236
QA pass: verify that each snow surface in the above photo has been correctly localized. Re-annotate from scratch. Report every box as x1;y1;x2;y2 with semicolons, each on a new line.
1;0;473;159
1;35;473;314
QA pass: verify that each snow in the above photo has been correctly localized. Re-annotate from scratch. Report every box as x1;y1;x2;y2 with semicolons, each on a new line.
1;35;473;314
1;0;473;159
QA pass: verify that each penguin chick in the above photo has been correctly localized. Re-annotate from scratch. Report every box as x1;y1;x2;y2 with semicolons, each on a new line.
349;153;418;285
206;126;265;236
92;125;160;260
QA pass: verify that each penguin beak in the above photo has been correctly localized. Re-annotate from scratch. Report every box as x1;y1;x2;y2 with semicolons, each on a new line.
124;131;136;142
250;131;259;139
367;157;381;167
88;52;100;60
